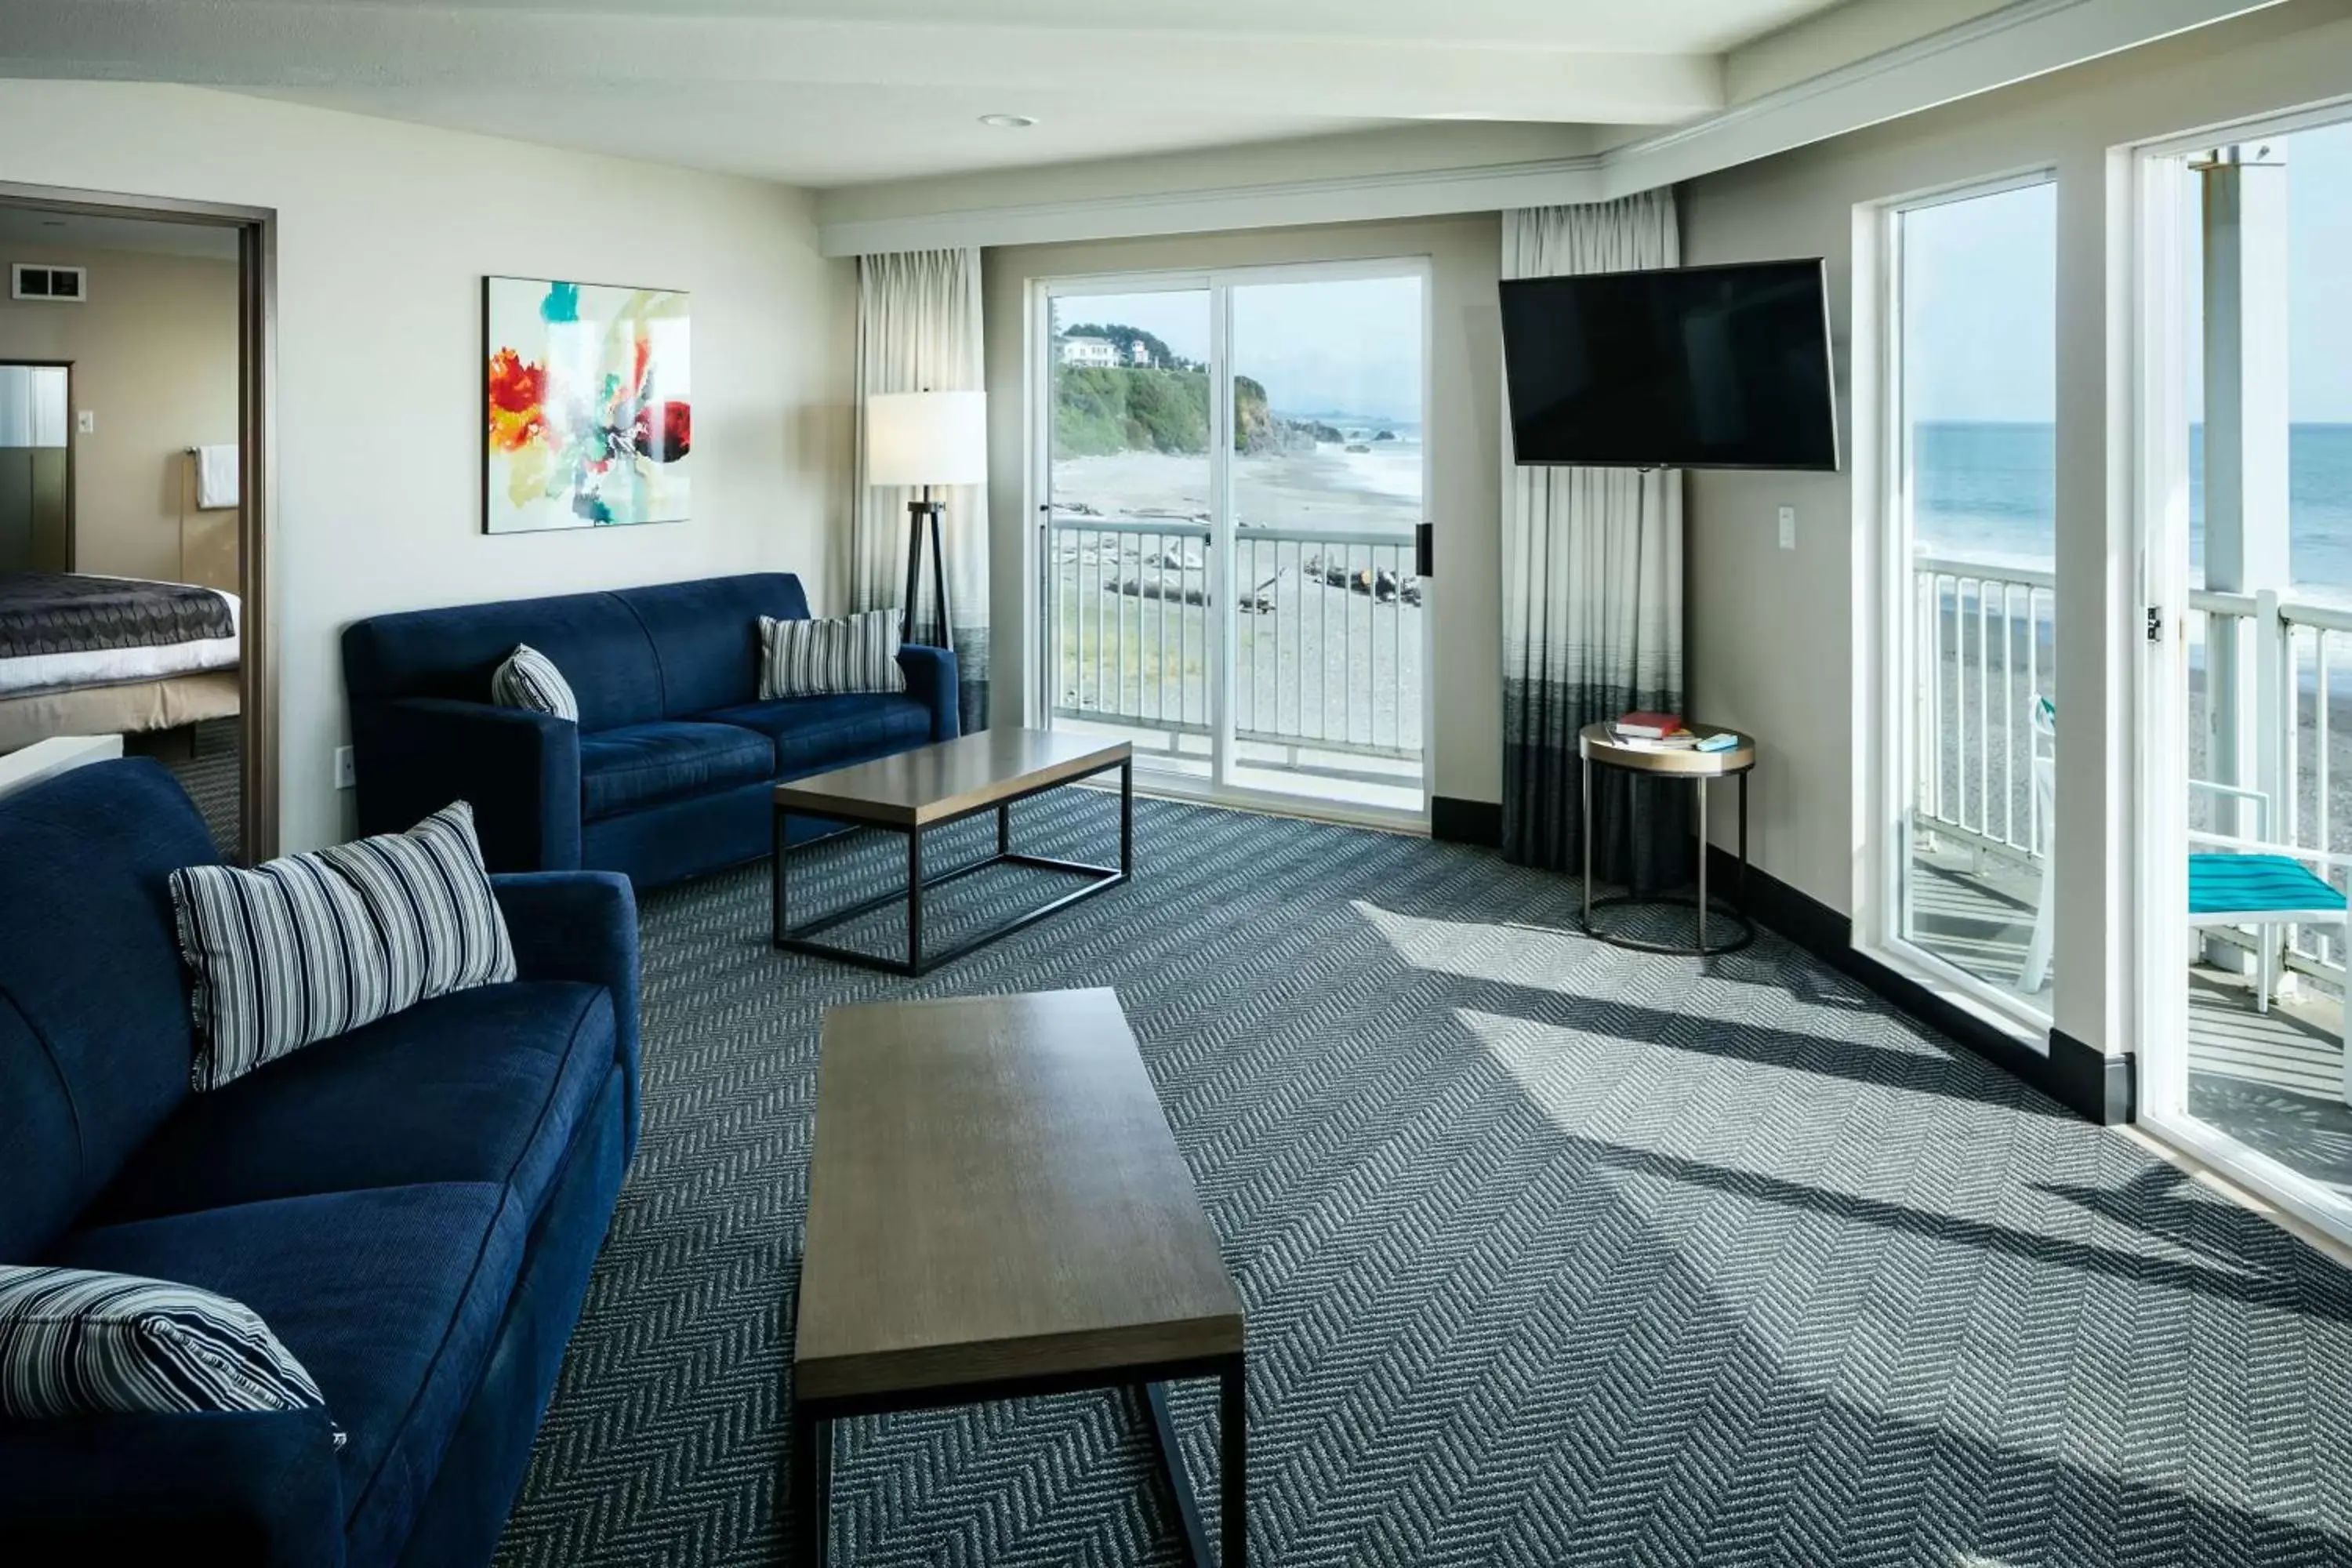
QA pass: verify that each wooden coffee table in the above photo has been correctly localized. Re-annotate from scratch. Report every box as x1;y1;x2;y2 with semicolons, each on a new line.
792;990;1247;1566
770;728;1132;975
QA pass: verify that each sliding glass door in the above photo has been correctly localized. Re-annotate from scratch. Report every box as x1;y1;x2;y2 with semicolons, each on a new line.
1041;284;1218;782
1037;261;1428;821
1875;176;2060;1029
2136;112;2352;1237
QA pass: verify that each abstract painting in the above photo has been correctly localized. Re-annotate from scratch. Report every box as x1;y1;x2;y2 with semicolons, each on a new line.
484;277;691;533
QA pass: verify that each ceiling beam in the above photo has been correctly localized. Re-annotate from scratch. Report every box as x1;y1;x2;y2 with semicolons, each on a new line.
0;1;1725;125
814;0;2287;254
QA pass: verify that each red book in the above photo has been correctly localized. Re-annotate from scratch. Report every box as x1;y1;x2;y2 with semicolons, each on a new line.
1613;712;1685;739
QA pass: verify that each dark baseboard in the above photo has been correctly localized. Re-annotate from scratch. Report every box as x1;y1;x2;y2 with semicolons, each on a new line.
1432;796;1502;848
2048;1027;2136;1125
1704;844;2133;1126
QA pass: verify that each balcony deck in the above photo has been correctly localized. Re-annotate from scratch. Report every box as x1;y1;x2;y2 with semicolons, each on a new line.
1909;846;2352;1194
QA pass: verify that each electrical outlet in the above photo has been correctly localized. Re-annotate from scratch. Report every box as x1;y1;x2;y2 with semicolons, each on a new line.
333;746;357;790
75;409;95;435
1777;505;1797;551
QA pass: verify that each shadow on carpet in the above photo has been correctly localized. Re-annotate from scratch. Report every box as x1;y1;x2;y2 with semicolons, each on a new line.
494;790;2352;1567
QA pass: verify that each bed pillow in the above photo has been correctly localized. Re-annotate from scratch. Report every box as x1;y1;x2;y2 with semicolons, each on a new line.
0;1265;342;1446
758;608;906;699
169;800;517;1090
492;642;579;722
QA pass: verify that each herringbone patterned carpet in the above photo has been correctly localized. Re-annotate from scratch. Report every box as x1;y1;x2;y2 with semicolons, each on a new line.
494;789;2352;1566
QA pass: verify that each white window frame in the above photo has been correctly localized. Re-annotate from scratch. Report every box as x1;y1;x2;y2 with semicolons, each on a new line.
1857;168;2063;1046
2129;99;2352;1246
1023;256;1436;830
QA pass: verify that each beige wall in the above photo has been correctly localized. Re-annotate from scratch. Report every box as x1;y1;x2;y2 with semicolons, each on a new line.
982;213;1508;808
0;81;858;855
1680;0;2352;1054
0;241;240;587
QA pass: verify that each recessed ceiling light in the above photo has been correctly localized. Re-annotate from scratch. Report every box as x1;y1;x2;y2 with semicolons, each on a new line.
978;114;1037;129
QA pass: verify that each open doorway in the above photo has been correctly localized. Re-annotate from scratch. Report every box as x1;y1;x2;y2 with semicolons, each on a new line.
0;187;274;862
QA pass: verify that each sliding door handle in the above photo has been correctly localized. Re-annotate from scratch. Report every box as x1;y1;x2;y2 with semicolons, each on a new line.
1415;522;1434;577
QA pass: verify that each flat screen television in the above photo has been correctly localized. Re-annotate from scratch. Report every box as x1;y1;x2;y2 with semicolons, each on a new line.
1499;259;1838;471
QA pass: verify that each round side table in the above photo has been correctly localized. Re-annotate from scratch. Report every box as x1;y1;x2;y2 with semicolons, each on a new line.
1576;721;1755;956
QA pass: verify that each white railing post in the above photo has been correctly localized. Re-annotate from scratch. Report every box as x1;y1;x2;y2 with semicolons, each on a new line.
2255;586;2286;848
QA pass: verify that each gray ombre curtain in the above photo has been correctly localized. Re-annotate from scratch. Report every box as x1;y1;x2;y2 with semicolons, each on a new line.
1501;193;1686;885
855;249;989;732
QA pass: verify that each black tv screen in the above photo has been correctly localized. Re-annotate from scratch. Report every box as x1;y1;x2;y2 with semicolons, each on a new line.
1500;260;1838;471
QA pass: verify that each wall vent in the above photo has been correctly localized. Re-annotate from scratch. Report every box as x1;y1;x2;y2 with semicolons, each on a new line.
10;264;87;303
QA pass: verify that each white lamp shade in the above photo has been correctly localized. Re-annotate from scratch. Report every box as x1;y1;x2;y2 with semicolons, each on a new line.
866;390;989;488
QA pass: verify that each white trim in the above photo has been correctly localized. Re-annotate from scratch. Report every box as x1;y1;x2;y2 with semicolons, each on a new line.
825;157;1610;259
1870;934;2058;1049
1594;0;2281;198
2138;1109;2352;1246
817;0;2284;256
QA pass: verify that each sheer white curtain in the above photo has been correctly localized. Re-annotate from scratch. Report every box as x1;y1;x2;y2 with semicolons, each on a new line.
855;248;989;731
1501;191;1686;879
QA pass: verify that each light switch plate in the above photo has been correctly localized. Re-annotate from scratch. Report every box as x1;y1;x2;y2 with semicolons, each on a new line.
1777;505;1797;550
75;409;96;434
333;746;357;790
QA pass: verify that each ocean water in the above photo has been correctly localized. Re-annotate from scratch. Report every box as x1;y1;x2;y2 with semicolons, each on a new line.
1916;421;2352;597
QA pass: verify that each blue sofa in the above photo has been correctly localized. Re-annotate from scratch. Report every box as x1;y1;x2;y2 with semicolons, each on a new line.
342;572;958;887
0;758;640;1567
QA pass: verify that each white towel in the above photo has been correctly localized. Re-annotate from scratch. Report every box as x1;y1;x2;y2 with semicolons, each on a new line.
195;443;238;510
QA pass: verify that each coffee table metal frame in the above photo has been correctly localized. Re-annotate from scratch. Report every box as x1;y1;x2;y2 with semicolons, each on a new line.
771;753;1133;976
791;1352;1245;1568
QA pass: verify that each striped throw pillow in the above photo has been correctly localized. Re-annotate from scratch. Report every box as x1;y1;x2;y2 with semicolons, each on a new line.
758;610;906;699
169;800;517;1091
492;643;578;721
0;1265;342;1446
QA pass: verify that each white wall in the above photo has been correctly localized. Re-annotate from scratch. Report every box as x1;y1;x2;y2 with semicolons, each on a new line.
982;214;1508;810
0;81;857;855
1680;0;2352;1055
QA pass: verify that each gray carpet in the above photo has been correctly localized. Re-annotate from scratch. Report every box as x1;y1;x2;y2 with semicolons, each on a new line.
493;789;2352;1566
132;717;241;862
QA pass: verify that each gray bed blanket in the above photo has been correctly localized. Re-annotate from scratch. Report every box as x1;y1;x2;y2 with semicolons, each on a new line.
0;572;234;660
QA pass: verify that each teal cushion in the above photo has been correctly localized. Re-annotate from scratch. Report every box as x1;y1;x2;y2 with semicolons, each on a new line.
2187;853;2346;916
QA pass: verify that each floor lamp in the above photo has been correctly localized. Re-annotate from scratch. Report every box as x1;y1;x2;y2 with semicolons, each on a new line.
866;390;988;652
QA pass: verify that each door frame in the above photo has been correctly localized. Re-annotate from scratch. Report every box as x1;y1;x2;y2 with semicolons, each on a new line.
1857;167;2063;1044
1025;255;1435;829
2128;103;2352;1243
0;182;278;862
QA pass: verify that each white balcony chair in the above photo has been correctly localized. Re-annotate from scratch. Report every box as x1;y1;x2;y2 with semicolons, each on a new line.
2018;698;2352;1099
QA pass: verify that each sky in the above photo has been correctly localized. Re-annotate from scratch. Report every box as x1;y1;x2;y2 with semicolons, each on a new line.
1904;118;2352;424
1051;274;1425;422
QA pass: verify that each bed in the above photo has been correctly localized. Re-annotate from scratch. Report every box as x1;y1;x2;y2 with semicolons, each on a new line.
0;572;241;754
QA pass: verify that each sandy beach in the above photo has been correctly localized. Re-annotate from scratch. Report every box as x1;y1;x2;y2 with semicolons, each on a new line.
1051;441;1422;535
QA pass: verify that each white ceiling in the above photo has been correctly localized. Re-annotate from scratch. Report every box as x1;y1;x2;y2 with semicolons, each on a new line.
0;0;1868;189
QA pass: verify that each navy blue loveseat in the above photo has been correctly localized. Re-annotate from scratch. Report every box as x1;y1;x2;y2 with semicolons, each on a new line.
342;572;959;887
0;759;640;1566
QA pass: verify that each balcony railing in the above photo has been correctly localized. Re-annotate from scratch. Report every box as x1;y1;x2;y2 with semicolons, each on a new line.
1912;551;2352;988
1047;517;1424;771
2189;586;2352;980
1911;554;2054;864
